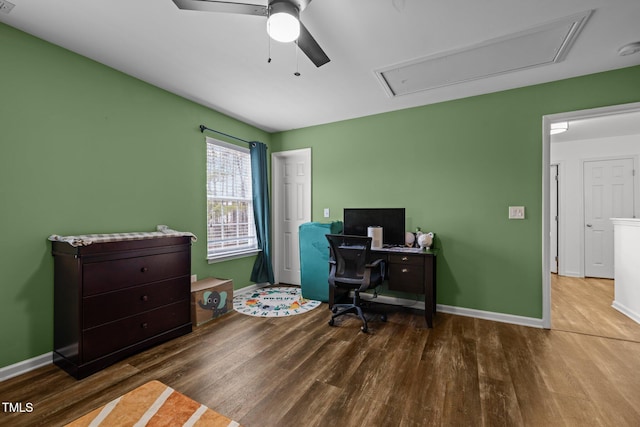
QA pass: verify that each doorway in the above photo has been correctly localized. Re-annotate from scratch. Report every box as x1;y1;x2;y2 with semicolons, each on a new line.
271;148;312;285
542;101;640;329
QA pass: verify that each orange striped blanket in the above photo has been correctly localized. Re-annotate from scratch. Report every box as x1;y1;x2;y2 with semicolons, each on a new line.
65;380;240;427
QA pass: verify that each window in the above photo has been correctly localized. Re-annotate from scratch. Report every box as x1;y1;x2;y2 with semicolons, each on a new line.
206;137;258;261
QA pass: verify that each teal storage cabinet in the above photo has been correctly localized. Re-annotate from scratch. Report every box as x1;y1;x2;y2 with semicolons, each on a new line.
299;221;343;302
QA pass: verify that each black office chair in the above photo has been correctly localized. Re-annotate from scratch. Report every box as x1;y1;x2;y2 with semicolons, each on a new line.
326;234;386;332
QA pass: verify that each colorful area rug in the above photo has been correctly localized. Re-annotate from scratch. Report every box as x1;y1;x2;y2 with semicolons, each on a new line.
233;286;321;317
65;380;240;427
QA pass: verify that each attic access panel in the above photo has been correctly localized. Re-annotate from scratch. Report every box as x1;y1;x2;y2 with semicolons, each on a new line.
375;10;592;97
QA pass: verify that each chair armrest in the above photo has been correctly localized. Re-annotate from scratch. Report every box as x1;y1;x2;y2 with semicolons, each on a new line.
357;258;385;292
366;258;384;268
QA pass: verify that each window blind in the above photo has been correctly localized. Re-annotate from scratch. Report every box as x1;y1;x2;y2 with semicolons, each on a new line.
206;138;257;259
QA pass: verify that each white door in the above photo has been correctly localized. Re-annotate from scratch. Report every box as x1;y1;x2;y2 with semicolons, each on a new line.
584;158;635;278
272;149;311;285
550;164;559;274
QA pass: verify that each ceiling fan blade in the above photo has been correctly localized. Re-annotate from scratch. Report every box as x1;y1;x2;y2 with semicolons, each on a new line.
297;22;330;67
172;0;267;16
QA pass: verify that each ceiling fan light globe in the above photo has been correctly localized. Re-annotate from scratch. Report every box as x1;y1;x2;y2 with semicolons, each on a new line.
267;12;300;43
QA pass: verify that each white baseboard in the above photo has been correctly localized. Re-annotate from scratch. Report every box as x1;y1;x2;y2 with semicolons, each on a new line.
437;304;544;328
612;301;640;325
0;352;52;382
234;283;267;296
560;271;583;278
361;293;544;328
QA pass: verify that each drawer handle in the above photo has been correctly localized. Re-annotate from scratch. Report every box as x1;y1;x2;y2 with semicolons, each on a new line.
141;322;148;329
140;267;149;273
402;268;409;273
402;256;408;261
141;295;149;302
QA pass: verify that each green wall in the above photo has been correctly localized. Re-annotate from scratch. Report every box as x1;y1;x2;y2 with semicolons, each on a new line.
271;65;640;319
0;23;270;369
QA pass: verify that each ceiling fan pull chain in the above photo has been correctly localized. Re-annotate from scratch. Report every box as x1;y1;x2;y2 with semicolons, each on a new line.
294;40;300;76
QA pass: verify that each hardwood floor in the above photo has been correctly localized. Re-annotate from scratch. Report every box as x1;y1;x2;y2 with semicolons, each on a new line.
2;296;640;426
551;274;640;342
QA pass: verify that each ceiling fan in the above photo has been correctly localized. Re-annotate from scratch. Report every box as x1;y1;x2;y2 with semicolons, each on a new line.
171;0;330;67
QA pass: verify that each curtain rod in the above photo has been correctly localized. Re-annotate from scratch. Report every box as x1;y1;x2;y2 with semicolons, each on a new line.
200;125;253;145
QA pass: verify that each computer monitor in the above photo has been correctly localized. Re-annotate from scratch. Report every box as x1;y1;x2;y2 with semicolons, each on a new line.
343;208;406;247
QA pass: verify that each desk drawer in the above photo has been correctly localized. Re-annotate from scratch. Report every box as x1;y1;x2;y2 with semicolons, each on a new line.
389;254;424;265
83;251;190;296
83;277;190;329
82;301;190;361
388;263;424;293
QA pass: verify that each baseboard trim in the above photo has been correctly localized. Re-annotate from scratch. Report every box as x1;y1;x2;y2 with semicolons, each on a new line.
234;283;267;296
0;352;52;382
360;293;544;329
561;271;583;278
437;304;544;328
612;301;640;325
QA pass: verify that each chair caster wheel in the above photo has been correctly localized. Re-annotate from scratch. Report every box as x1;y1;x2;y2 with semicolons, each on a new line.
361;325;368;333
331;307;338;313
328;318;335;326
381;314;387;322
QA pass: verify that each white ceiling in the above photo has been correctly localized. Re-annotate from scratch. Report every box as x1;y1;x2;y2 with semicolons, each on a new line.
2;0;640;132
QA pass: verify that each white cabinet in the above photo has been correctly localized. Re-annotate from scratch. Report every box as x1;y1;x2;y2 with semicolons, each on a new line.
612;218;640;324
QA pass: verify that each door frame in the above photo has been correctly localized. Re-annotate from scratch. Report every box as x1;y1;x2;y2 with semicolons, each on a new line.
542;101;640;328
550;163;559;274
271;148;312;285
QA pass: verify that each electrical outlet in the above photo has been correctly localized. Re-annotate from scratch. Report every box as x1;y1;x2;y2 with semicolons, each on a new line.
509;206;525;219
0;1;15;14
190;274;197;283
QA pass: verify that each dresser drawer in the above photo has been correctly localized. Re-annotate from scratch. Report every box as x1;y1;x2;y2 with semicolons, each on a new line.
82;277;190;329
83;250;190;296
388;263;424;293
82;301;190;361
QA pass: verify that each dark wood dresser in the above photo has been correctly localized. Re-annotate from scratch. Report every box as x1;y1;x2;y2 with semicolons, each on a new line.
52;236;192;379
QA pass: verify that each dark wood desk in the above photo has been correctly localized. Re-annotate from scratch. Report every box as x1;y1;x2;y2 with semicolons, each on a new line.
328;247;438;328
372;248;438;328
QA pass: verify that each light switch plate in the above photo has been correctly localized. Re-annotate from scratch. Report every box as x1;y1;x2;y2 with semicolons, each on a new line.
509;206;525;219
323;208;330;218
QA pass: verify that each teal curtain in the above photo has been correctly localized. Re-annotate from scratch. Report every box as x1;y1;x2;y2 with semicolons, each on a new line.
250;141;275;284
